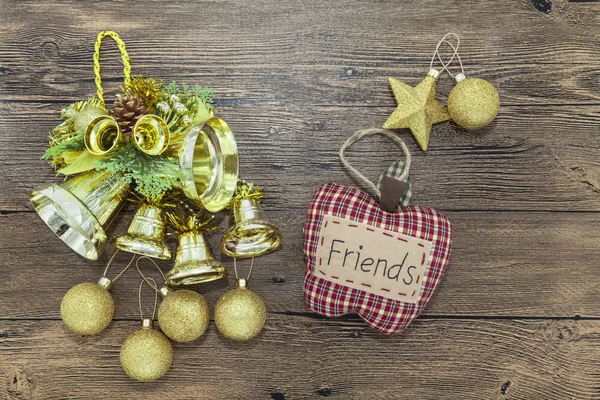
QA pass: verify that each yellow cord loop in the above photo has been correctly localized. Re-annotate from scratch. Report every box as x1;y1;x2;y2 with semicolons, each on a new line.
93;31;131;109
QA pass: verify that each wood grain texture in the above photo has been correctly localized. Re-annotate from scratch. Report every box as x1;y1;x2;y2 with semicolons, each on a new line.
1;210;599;319
2;101;600;211
2;318;600;399
2;0;600;398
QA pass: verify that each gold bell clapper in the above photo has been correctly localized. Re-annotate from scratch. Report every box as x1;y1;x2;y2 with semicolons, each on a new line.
221;180;282;258
165;210;227;285
116;202;172;260
29;170;130;260
170;116;239;212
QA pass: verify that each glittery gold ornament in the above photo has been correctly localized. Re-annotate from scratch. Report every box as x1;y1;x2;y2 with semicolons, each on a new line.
214;278;266;341
73;105;108;133
60;278;114;335
157;287;210;342
383;69;449;151
447;74;499;130
60;253;135;335
120;319;173;382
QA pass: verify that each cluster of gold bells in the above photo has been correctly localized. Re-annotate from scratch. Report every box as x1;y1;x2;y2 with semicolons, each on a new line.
27;31;283;382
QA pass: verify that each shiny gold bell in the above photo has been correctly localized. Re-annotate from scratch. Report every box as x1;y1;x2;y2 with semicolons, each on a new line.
85;115;123;155
132;114;170;155
221;197;282;259
170;117;239;212
85;114;171;156
29;170;130;260
166;231;227;286
116;203;172;260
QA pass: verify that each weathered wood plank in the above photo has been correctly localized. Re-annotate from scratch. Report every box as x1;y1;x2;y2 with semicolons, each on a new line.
2;317;600;399
0;0;600;106
2;210;599;319
2;101;600;212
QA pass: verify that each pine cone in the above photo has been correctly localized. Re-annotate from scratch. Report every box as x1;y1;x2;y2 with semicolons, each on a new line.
110;93;149;134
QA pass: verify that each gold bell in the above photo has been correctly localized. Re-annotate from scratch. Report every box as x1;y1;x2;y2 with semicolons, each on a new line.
220;197;282;258
29;170;130;260
166;231;227;286
170;117;238;212
132;114;170;155
116;203;172;260
85;115;123;155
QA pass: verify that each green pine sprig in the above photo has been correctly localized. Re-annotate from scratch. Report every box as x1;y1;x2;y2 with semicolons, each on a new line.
94;142;181;200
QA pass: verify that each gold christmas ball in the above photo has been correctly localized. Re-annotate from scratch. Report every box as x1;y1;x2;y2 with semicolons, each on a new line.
120;324;173;382
73;106;107;133
447;77;500;130
60;282;114;335
214;281;266;341
158;289;210;343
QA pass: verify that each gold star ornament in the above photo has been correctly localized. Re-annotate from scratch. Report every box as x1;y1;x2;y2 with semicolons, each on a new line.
383;68;449;151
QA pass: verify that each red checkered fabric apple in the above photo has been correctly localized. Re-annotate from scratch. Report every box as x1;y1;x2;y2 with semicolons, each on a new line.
303;129;452;334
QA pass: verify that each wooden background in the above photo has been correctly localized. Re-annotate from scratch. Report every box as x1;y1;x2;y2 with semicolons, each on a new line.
1;0;600;398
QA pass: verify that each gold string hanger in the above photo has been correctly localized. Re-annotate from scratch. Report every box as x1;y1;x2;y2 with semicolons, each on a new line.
138;277;159;325
94;31;132;109
233;257;255;282
431;33;465;79
135;256;168;293
100;249;137;288
429;32;463;78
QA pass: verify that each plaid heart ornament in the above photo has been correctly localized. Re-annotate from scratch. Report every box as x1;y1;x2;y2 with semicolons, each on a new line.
303;129;452;334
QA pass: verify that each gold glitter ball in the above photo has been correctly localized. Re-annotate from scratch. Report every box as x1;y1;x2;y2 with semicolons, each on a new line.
60;282;114;335
120;326;173;382
447;78;500;130
73;106;107;133
158;289;210;343
214;285;266;341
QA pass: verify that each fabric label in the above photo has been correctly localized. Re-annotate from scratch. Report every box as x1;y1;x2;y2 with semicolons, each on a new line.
315;214;432;303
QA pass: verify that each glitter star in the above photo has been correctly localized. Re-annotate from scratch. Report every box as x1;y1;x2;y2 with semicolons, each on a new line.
383;70;449;151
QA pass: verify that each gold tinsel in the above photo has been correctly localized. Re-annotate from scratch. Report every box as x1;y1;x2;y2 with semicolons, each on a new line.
447;78;499;130
166;209;216;234
124;75;164;107
120;326;173;382
227;180;265;209
60;282;114;335
158;289;210;342
214;284;266;341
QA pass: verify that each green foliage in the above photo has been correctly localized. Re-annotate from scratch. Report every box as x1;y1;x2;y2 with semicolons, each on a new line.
95;142;181;200
43;130;86;165
164;81;214;108
45;97;105;168
194;85;214;107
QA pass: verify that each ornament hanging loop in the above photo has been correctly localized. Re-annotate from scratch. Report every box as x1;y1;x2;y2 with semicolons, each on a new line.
135;256;169;294
94;31;132;109
233;257;255;282
430;33;465;80
138;277;159;324
99;249;136;289
339;128;411;199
